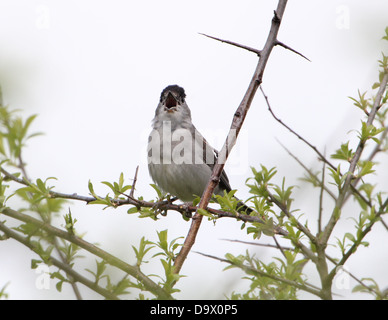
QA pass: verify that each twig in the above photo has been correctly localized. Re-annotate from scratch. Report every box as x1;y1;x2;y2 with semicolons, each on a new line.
173;0;290;276
130;165;139;198
276;139;337;201
272;235;287;259
260;86;334;169
318;154;326;234
221;238;294;251
261;85;372;208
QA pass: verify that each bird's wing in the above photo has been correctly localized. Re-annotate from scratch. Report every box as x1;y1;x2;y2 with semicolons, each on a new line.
193;127;232;193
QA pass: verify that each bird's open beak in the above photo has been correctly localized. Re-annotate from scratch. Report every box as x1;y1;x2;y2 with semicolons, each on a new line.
165;92;178;111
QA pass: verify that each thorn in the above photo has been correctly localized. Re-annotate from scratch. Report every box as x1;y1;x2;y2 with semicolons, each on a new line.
199;32;261;56
275;40;311;62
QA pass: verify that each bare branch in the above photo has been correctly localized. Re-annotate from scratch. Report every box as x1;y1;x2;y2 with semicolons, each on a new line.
221;238;295;251
260;85;334;169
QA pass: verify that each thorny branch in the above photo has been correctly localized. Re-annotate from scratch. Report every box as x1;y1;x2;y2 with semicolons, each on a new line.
172;0;302;276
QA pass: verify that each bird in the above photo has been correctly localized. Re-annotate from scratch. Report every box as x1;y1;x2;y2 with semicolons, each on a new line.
147;84;251;214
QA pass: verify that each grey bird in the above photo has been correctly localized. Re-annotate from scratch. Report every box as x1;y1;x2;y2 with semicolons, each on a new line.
147;84;251;214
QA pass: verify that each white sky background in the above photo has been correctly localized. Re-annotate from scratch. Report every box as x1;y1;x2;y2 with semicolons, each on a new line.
0;0;388;299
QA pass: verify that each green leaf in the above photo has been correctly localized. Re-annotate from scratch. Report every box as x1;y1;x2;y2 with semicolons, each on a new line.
357;161;375;178
64;210;77;235
127;206;139;214
331;142;354;162
31;259;42;269
101;181;115;191
85;260;108;284
88;180;98;198
22;114;38;141
344;232;355;243
382;26;388;41
349;90;369;112
132;236;154;266
197;208;212;217
358;121;386;143
150;184;164;199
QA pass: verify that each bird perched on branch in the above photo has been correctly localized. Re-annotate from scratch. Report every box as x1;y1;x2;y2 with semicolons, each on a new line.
147;84;251;214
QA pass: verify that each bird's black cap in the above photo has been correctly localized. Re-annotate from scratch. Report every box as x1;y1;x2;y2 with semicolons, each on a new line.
160;85;186;102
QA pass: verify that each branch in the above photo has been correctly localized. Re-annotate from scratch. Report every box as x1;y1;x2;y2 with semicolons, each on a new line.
194;251;324;298
198;33;310;62
173;0;290;276
260;86;335;169
318;155;327;234
13;150;82;300
328;196;388;280
1;207;173;300
129;165;139;198
0;166;288;236
0;221;119;300
322;72;388;244
224;237;382;298
260;85;372;208
221;238;295;251
276;139;337;201
343;124;388;204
